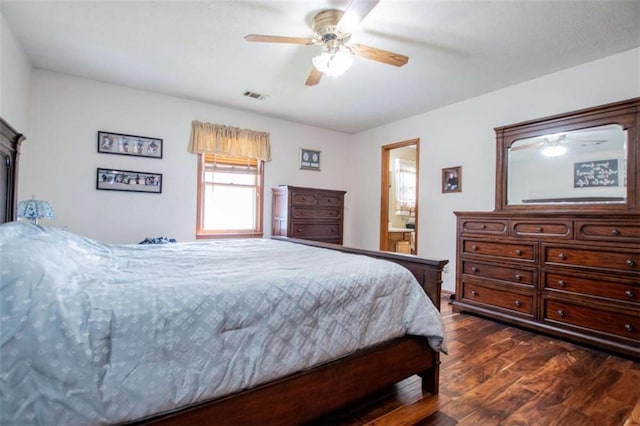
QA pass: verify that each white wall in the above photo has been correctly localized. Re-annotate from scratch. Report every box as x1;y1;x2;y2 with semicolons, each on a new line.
22;70;353;243
1;11;32;133
349;48;640;292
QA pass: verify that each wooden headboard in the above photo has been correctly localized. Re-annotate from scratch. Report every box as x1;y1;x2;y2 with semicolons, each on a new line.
0;118;25;224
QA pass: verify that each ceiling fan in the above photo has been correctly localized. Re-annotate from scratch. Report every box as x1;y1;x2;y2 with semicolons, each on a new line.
244;0;409;86
511;133;607;157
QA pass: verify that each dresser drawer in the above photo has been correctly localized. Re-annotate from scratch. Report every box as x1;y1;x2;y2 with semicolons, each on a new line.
460;219;508;235
544;299;640;340
461;282;533;315
462;239;535;262
544;245;640;273
290;191;319;206
318;194;343;207
290;222;341;238
462;260;534;286
511;220;572;239
544;270;639;304
291;207;342;220
576;221;640;244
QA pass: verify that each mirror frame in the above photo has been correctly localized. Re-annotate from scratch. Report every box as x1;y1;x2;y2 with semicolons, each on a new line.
495;98;639;212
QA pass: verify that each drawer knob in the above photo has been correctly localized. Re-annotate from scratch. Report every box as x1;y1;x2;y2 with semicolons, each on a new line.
624;324;634;333
480;224;487;229
514;300;522;307
625;259;636;267
471;267;478;273
515;249;523;256
471;245;478;251
537;227;543;233
625;290;635;298
514;274;522;281
611;228;620;236
558;253;567;260
558;280;567;288
556;310;566;318
296;228;302;233
471;290;478;296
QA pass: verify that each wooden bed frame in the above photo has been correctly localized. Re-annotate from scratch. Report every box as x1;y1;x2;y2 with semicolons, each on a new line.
133;239;448;425
0;117;448;426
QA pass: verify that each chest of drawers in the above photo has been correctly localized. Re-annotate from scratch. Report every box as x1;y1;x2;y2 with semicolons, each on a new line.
272;186;346;244
453;211;640;358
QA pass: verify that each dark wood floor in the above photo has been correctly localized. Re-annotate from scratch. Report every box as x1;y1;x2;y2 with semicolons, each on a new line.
313;295;640;426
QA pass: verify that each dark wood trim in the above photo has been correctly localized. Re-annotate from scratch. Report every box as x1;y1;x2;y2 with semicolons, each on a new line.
0;117;25;223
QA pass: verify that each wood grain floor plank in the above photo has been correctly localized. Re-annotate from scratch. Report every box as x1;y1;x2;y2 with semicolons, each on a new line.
623;398;640;425
313;297;640;426
363;394;450;426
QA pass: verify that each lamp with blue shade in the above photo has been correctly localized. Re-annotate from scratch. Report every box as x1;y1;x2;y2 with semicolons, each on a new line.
17;199;55;225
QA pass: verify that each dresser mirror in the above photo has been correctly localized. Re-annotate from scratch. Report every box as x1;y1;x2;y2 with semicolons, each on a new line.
507;124;627;205
495;98;639;212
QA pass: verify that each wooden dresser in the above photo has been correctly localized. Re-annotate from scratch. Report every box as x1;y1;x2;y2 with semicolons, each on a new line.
453;98;640;358
272;186;346;244
454;211;639;358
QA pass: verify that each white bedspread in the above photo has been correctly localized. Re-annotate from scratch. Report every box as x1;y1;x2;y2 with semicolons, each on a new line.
0;223;446;425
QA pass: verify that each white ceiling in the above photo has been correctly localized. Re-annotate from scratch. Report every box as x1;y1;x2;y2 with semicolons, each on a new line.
2;0;639;134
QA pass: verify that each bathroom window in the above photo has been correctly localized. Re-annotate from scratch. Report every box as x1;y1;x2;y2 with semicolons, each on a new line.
394;158;416;216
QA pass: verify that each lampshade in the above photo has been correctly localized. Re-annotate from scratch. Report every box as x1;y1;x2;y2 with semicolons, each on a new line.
17;199;55;224
312;44;354;77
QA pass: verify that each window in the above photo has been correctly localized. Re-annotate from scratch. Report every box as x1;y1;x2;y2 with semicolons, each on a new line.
393;158;416;216
197;154;264;238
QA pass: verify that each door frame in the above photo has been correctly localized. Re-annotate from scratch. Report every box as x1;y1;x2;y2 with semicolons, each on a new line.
380;138;419;253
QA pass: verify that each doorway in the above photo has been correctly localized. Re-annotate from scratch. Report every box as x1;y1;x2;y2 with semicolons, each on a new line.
380;139;419;254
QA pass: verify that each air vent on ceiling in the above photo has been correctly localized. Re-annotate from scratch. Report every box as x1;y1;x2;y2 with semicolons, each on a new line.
243;90;268;100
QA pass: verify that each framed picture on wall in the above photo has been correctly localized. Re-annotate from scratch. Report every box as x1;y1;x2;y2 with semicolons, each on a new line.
97;131;163;159
442;166;461;193
299;148;321;171
96;168;162;193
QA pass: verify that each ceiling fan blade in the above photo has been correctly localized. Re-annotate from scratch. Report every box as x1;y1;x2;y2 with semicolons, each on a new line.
305;68;323;86
511;141;544;151
566;139;607;143
338;0;380;33
245;34;314;45
351;43;408;67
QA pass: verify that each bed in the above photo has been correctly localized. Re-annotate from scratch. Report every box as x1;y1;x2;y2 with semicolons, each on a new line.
0;119;447;425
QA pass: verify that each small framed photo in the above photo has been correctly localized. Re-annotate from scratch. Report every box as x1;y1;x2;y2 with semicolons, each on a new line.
442;166;462;193
98;131;163;159
300;148;321;171
96;168;162;194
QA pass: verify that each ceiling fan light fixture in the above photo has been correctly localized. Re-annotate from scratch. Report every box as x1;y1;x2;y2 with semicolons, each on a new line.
542;144;567;157
312;44;354;77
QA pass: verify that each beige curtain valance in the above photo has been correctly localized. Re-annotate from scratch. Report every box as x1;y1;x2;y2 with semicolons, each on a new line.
188;121;271;162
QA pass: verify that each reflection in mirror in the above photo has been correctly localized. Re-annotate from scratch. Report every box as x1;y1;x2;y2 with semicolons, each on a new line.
507;124;627;205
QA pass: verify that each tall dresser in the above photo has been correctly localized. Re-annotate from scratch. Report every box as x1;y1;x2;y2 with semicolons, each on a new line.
453;98;640;358
272;186;346;244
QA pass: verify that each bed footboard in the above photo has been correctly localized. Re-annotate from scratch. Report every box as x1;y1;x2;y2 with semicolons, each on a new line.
131;337;437;426
271;237;448;311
